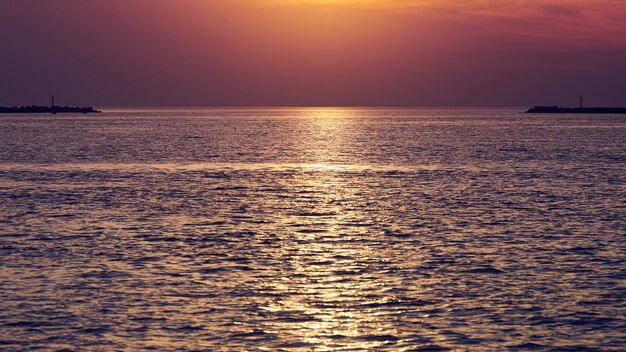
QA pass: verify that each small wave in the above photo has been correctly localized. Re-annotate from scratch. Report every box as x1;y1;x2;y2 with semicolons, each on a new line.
359;334;400;342
465;267;505;274
291;211;337;217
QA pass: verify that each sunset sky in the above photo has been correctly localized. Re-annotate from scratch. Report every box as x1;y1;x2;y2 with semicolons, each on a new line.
1;0;625;107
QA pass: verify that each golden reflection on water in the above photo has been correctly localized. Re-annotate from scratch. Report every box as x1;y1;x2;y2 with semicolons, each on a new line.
260;110;400;350
297;109;354;165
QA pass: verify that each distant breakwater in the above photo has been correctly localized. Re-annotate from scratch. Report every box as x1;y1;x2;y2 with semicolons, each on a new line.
526;106;626;114
0;106;101;114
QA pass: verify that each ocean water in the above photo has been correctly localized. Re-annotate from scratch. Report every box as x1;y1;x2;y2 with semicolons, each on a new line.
0;109;624;351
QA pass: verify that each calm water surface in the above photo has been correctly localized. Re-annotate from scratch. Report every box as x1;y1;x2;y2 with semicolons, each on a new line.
0;109;625;351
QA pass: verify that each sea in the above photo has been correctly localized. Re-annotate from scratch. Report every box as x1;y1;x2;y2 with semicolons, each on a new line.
0;108;624;351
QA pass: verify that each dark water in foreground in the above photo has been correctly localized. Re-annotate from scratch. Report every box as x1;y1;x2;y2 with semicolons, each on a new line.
0;109;625;351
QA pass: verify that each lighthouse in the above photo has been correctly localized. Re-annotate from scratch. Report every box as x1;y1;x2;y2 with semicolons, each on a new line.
51;95;57;114
580;96;583;109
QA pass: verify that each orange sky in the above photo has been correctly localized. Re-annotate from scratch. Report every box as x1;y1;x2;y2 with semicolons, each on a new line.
1;0;625;106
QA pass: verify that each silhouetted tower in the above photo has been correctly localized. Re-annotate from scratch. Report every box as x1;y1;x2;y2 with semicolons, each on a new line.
51;95;55;108
580;96;583;109
51;95;57;114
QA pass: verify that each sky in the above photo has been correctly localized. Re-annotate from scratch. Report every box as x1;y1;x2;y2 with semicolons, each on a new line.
1;0;625;107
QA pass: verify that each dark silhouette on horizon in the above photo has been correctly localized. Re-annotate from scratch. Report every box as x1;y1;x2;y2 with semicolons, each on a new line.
527;97;626;114
526;106;626;114
0;96;101;114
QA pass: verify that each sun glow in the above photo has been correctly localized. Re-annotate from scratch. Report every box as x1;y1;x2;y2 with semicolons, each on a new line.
258;0;421;8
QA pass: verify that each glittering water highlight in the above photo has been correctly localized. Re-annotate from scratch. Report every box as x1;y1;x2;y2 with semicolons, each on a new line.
1;109;625;351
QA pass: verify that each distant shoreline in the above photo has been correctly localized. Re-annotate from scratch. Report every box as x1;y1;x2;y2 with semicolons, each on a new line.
0;106;101;114
526;106;626;114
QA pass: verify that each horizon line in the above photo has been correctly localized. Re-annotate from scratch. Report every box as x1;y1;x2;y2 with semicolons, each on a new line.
96;105;530;110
